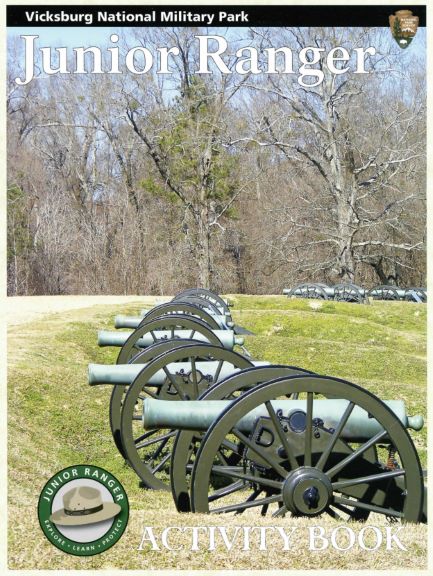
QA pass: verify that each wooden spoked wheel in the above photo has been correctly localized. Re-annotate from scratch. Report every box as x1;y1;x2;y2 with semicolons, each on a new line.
170;365;315;512
289;283;329;300
333;284;365;304
120;344;253;490
367;285;400;301
117;314;223;364
191;375;424;522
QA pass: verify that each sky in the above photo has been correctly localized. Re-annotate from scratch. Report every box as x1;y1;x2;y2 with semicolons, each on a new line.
8;27;119;48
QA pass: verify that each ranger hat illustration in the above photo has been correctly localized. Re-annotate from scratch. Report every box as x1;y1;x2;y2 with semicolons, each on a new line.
49;485;121;526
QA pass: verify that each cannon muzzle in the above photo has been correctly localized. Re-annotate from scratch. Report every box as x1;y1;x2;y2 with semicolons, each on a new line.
142;398;424;440
88;363;142;385
114;315;146;329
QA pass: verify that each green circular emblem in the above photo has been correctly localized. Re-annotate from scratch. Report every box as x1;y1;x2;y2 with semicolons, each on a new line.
38;465;129;556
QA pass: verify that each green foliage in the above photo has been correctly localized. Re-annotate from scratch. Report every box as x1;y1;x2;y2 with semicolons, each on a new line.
155;77;240;208
128;98;140;111
393;17;402;37
139;176;179;203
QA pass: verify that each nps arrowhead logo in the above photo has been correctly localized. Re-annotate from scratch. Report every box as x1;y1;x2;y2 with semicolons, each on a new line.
389;10;419;49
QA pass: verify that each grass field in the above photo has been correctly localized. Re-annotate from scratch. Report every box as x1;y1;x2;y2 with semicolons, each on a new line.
7;295;428;570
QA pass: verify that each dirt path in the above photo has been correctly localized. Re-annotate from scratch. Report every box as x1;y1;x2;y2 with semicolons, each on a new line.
6;295;169;326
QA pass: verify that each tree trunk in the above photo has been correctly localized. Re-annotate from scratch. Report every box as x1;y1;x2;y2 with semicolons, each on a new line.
197;204;211;288
336;198;356;283
325;106;356;283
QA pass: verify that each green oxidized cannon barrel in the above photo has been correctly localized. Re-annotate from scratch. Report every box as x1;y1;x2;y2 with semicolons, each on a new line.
141;398;424;440
97;329;243;349
140;308;233;318
88;360;269;386
114;313;234;329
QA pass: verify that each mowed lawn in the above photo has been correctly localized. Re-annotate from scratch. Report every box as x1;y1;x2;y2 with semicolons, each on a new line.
7;296;427;570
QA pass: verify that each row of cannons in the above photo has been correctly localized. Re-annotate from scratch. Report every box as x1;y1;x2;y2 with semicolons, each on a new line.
88;288;427;522
283;283;427;304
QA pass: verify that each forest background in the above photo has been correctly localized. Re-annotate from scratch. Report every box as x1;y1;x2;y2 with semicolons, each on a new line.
7;26;426;295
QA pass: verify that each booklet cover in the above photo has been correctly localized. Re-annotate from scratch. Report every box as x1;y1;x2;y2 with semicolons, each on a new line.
6;1;427;572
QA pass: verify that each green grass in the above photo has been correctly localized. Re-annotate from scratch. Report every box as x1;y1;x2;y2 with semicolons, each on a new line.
8;296;427;570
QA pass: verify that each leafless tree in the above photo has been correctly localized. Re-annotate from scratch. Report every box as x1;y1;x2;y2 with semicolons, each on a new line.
232;27;426;286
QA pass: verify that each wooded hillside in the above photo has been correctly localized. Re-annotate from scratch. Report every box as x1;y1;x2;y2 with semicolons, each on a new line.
7;27;426;295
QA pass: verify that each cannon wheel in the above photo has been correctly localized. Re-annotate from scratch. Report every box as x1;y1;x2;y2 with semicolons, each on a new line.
171;365;315;512
120;344;254;490
333;284;365;304
140;302;220;329
367;285;400;301
289;283;329;300
173;288;231;316
172;295;227;319
404;288;427;303
116;314;223;364
191;375;424;522
109;339;212;460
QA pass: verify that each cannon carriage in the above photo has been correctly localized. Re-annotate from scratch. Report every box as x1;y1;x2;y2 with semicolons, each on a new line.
88;288;427;522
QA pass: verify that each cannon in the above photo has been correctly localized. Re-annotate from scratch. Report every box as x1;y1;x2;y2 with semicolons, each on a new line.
140;293;254;334
367;285;427;303
145;374;426;522
403;287;427;303
114;297;234;330
168;295;232;322
367;285;426;302
99;315;244;364
142;288;232;315
332;284;366;304
367;285;401;301
284;283;330;300
283;283;366;301
284;283;427;303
